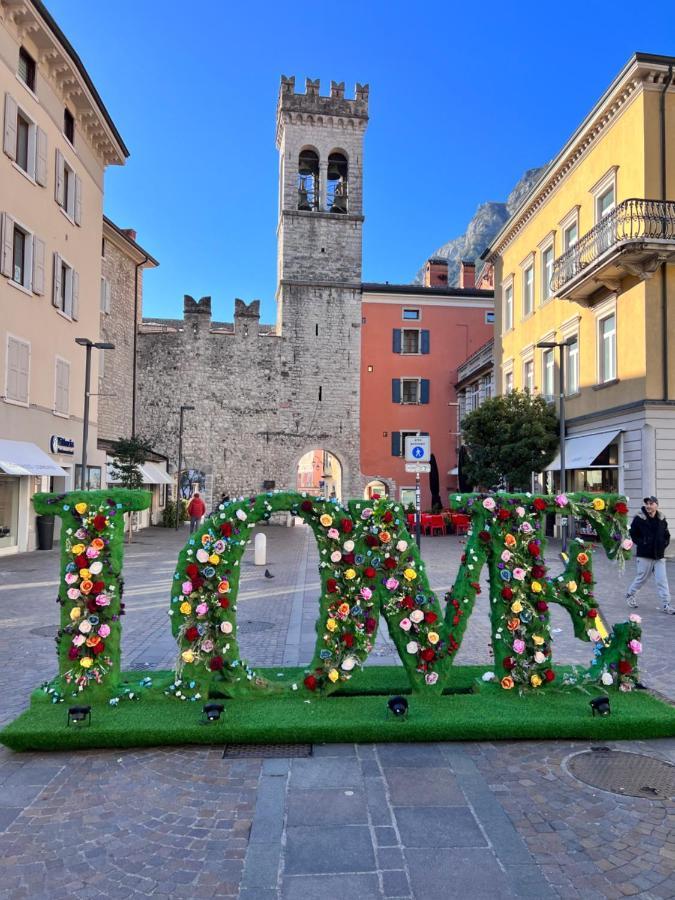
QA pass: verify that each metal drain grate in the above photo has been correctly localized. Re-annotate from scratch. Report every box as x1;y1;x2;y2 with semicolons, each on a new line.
568;750;675;799
222;743;312;759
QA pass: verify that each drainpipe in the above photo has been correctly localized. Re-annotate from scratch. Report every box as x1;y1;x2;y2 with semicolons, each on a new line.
660;65;673;401
131;253;149;437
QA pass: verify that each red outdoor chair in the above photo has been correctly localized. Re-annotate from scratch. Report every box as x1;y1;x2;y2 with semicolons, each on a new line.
451;513;470;536
428;514;446;536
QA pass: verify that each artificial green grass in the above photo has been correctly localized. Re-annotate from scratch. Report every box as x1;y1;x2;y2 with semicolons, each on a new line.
2;666;675;751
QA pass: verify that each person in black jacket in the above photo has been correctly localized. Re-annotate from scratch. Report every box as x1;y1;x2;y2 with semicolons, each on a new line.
626;496;673;613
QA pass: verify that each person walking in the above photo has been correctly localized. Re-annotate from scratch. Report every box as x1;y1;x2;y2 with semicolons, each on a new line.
626;496;674;613
187;492;206;534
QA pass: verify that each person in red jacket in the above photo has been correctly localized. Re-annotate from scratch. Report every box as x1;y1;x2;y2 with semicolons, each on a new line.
187;492;206;533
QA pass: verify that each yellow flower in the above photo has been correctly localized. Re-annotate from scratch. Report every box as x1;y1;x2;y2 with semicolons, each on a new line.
75;502;88;515
179;601;192;615
71;544;85;556
427;631;439;645
181;650;195;664
326;618;338;632
501;676;515;690
403;568;417;581
69;607;81;620
511;600;523;614
344;568;356;580
567;580;577;593
79;657;93;669
209;553;220;565
338;602;350;616
592;498;605;511
79;568;91;580
530;673;542;687
531;581;542;593
328;668;339;683
320;514;333;527
532;634;545;646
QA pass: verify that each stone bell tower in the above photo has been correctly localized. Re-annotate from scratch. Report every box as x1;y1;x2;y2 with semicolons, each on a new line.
274;77;369;497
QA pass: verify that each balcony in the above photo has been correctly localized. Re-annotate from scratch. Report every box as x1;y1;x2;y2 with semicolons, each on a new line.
551;199;675;302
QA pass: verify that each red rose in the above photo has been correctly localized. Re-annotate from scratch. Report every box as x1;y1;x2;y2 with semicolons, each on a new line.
301;500;313;513
470;581;481;594
326;578;338;593
185;626;199;642
68;647;79;660
533;498;547;511
93;514;107;531
587;608;598;618
341;518;353;533
365;617;377;634
581;571;592;584
220;522;232;537
192;576;205;590
528;541;541;557
382;511;393;523
371;493;381;500
384;557;397;570
477;530;489;542
503;657;515;670
219;598;229;609
304;675;318;691
618;660;632;674
365;535;378;547
402;596;414;609
186;563;199;579
498;508;511;520
75;554;88;569
209;655;224;671
86;599;98;613
501;587;513;600
92;641;105;655
425;611;438;624
91;581;104;595
364;567;376;579
615;502;628;515
343;634;354;647
532;565;546;578
343;552;355;565
452;615;460;625
544;669;555;682
536;600;548;612
421;648;435;662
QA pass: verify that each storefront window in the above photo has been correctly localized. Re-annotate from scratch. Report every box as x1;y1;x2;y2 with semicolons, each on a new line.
0;476;19;550
74;465;102;490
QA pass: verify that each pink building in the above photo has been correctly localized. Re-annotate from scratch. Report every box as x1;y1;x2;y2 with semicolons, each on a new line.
360;260;494;510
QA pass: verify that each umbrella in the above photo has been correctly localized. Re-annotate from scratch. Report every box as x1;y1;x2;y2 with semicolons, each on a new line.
457;445;471;493
429;454;442;510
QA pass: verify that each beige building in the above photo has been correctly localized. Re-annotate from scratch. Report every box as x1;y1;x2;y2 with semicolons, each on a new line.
0;0;127;553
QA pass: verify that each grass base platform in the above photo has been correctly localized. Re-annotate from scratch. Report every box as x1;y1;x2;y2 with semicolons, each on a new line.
3;667;675;752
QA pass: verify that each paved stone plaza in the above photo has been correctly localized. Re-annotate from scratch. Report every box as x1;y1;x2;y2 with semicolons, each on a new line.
0;524;674;898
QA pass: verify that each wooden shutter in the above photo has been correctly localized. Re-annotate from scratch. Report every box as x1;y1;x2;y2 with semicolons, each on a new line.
71;269;79;320
0;212;14;278
55;358;69;415
104;277;111;313
52;252;62;307
55;149;64;205
391;378;401;403
3;93;17;160
421;330;430;354
32;236;45;295
420;379;430;404
392;329;402;353
13;339;29;404
35;127;48;186
6;338;19;400
74;174;82;225
391;432;401;457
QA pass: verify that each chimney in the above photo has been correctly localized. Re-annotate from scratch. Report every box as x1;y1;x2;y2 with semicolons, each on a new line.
121;228;137;242
459;260;476;289
424;257;448;287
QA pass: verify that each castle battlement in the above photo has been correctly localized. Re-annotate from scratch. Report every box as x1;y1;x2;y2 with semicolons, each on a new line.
276;76;369;146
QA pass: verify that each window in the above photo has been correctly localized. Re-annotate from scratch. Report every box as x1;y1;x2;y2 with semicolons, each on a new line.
402;379;420;403
392;378;429;404
75;465;101;491
101;237;106;258
0;214;44;294
391;430;424;457
481;374;493;401
403;329;419;353
64;108;74;144
522;265;534;317
541;245;554;302
100;275;111;313
565;336;579;395
542;348;555;401
393;328;430;354
52;252;79;319
485;310;495;324
5;335;30;405
18;47;36;92
400;488;416;509
16;111;29;172
564;221;578;251
503;283;513;331
54;357;70;416
55;150;81;223
597;185;615;220
598;313;616;383
523;359;534;393
3;95;47;184
402;308;420;320
504;369;513;394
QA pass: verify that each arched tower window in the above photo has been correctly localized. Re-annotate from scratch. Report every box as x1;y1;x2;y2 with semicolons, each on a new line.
327;152;348;213
297;149;319;210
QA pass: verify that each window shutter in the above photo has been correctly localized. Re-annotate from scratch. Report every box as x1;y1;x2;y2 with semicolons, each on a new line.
35;127;48;186
3;93;17;160
105;278;111;313
74;174;82;225
421;329;430;354
420;379;430;404
391;378;401;403
391;432;401;457
55;149;64;205
52;252;62;307
32;236;45;295
1;212;14;278
71;269;79;320
17;341;29;403
6;338;19;400
392;328;402;353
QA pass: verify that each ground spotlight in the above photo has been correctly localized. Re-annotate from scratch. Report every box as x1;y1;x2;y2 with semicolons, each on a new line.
202;702;224;724
67;705;92;727
387;696;409;719
590;696;611;717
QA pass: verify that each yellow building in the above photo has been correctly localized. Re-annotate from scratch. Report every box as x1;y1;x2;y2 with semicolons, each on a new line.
484;52;675;520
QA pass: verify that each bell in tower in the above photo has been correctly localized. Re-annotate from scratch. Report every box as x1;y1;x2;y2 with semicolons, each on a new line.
327;152;348;213
297;149;319;211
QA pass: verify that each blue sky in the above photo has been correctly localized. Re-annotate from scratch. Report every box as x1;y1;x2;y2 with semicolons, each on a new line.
46;1;675;322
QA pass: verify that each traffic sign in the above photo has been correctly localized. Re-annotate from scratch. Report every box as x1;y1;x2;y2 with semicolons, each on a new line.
404;435;430;462
405;462;431;473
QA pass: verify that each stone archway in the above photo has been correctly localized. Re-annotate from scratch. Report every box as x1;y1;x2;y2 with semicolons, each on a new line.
296;449;343;501
364;478;391;500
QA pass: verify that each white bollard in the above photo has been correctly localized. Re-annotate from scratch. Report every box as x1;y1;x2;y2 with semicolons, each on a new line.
254;532;267;566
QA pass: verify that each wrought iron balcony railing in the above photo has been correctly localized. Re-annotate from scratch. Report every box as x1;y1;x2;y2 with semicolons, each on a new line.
551;198;675;294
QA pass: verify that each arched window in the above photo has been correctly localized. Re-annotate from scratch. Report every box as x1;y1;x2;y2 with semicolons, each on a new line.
297;149;319;210
327;152;348;213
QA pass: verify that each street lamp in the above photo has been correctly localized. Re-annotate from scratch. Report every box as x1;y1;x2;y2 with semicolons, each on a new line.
176;405;195;530
536;337;575;551
75;338;115;490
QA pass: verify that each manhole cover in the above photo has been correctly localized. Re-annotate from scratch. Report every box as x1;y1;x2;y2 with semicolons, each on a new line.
223;744;312;758
567;750;675;799
238;620;276;634
30;626;58;638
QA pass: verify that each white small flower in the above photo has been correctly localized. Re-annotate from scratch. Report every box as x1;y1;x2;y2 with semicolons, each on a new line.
601;672;614;686
236;509;247;521
481;671;495;682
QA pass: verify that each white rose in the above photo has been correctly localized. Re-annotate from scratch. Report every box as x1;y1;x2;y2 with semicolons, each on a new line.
236;509;247;521
196;549;209;563
343;540;355;552
601;672;614;686
534;651;546;664
406;641;419;654
396;540;408;552
78;620;92;634
330;551;342;563
220;621;233;634
341;657;356;671
409;609;424;624
88;561;103;575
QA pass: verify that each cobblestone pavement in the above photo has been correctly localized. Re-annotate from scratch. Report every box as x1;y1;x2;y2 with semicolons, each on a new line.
0;523;673;898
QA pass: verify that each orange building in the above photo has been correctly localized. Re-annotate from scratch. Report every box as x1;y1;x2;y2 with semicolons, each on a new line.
360;260;494;509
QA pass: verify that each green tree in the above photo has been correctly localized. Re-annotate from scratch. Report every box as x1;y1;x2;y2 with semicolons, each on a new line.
460;390;559;491
109;436;153;541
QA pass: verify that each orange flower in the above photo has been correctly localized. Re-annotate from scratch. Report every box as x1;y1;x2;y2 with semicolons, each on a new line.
577;552;589;565
379;531;391;543
504;534;517;548
507;618;520;632
80;580;93;595
501;676;515;690
85;635;101;647
91;539;104;551
217;580;230;594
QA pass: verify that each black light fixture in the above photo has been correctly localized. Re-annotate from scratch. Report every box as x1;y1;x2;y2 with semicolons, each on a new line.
387;696;409;719
590;696;611;717
67;705;92;727
202;702;224;724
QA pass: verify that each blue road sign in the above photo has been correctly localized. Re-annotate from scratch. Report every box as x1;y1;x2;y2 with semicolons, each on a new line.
412;446;424;459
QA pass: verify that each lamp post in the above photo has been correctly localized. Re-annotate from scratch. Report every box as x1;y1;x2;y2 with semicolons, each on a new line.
75;338;115;490
536;337;575;551
176;405;195;529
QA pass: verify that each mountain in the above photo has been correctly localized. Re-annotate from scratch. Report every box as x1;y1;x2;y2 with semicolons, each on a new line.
413;167;546;286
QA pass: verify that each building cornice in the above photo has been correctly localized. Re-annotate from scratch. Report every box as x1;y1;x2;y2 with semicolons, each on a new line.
103;217;159;267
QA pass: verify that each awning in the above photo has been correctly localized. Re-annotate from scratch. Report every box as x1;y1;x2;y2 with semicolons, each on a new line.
448;467;459;475
0;440;67;477
545;430;620;471
107;461;173;485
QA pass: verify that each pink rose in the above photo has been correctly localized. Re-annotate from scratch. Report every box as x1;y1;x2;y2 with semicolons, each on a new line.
482;497;496;510
385;578;399;591
181;581;193;595
629;613;641;624
513;639;525;654
555;493;568;507
67;588;80;600
98;624;111;638
520;522;533;534
85;547;99;559
628;639;642;654
201;639;214;652
72;634;85;647
360;587;373;600
95;594;111;607
621;538;634;551
327;528;339;540
399;618;412;632
512;568;526;582
501;550;512;563
196;602;208;616
425;672;439;685
516;506;525;517
65;572;78;585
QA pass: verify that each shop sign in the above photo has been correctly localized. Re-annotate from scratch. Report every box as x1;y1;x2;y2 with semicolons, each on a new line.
50;435;75;456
